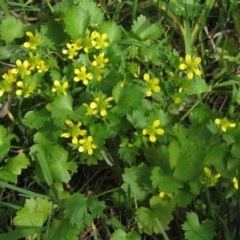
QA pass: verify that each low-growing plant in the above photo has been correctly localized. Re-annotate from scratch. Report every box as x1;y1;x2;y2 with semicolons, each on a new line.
0;0;239;239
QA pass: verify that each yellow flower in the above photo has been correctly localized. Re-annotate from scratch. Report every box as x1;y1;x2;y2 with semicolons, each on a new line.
142;120;164;142
179;54;202;79
94;95;113;117
52;80;68;95
0;80;12;97
74;66;93;85
214;117;236;132
91;31;109;49
61;120;87;144
83;102;98;116
62;43;80;59
78;136;97;155
16;78;36;98
28;53;48;73
233;177;238;189
202;167;221;187
92;52;109;68
13;60;31;79
23;30;43;49
143;73;161;97
2;69;18;83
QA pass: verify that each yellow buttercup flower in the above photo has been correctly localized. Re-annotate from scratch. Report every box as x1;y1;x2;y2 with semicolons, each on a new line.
78;135;97;155
62;43;80;59
2;69;18;83
215;117;236;132
143;73;161;97
142;120;164;142
233;177;238;189
92;52;109;68
52;80;68;95
94;96;113;117
13;60;31;79
179;54;202;79
202;167;221;187
91;31;109;49
0;80;12;97
23;30;43;49
74;66;93;85
83;102;98;116
61;120;87;144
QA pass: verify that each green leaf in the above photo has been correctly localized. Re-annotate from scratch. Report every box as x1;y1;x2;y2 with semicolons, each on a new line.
0;45;20;60
24;108;50;130
63;6;90;38
13;198;53;227
142;44;162;65
169;133;205;182
111;229;141;240
127;110;148;129
76;0;104;25
4;153;30;175
136;196;174;235
0;16;24;43
51;94;73;121
30;144;77;183
182;212;216;240
0;168;16;182
64;193;105;228
132;15;162;40
151;166;183;193
112;82;145;116
100;21;122;45
188;78;209;95
44;219;81;240
0;125;14;162
121;163;151;201
205;144;227;173
118;145;139;164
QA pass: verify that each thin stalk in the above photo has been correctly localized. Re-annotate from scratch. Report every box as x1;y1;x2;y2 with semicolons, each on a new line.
95;187;120;198
205;186;216;222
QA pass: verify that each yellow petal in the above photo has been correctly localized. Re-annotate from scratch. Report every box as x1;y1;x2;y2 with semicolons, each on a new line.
204;167;211;177
194;68;202;76
187;71;193;79
152;78;159;84
185;54;191;64
65;120;74;127
215;119;221;125
194;57;201;64
72;137;78;144
153;86;161;92
179;63;187;70
142;129;147;135
155;128;164;135
149;134;156;142
54;80;60;86
87;136;93;142
221;126;227;132
87;148;93;155
143;73;150;82
17;81;24;87
78;146;84;152
61;132;71;138
26;31;33;37
229;123;236;128
153;120;160;127
16;90;22;96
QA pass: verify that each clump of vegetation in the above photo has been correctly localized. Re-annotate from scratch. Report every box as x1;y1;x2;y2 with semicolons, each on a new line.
0;0;239;239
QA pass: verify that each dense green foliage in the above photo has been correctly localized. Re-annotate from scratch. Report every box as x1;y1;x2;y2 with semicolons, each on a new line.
0;0;239;239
